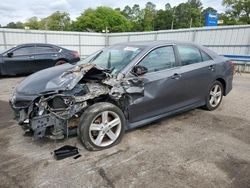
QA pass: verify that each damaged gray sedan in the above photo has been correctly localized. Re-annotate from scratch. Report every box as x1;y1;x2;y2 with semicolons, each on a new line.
9;41;233;150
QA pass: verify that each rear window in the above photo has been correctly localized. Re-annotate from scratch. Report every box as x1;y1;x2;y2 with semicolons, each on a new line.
36;46;59;53
177;45;202;66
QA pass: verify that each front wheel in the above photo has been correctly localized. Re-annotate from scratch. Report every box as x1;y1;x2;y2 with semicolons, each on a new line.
78;102;125;151
204;81;223;111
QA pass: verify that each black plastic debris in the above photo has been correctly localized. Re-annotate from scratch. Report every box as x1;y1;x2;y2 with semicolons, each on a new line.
73;154;82;159
54;145;79;160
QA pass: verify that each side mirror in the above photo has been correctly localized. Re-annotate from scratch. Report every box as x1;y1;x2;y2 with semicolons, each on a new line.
132;65;148;76
7;52;13;58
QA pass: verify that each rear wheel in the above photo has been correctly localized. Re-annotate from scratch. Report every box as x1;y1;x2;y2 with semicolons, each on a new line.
204;81;223;111
78;102;125;151
55;60;67;66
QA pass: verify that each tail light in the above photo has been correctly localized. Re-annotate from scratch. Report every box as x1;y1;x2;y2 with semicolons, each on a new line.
227;60;235;75
227;60;234;66
71;51;80;58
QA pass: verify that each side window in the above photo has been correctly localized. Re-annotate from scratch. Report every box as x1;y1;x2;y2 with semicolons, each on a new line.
36;46;59;53
139;46;176;73
200;50;212;61
177;45;202;66
13;46;36;56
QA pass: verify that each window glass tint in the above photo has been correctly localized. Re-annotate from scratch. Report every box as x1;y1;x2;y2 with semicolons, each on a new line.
177;45;202;65
91;46;143;75
139;46;176;73
36;46;59;53
201;50;212;61
13;46;35;56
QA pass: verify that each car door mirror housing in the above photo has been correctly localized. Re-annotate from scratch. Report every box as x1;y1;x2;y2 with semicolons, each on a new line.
133;65;148;76
7;52;13;58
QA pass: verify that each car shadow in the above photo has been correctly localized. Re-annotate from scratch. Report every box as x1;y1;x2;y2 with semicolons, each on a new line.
126;108;199;133
0;74;30;79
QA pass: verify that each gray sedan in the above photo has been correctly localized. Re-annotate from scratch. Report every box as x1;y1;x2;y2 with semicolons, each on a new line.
10;40;233;150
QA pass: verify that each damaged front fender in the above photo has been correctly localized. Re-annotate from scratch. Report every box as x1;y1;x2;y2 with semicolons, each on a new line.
10;63;145;140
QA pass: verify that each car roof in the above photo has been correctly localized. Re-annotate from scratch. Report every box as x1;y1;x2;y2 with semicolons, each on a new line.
113;40;219;58
113;40;198;47
16;43;60;48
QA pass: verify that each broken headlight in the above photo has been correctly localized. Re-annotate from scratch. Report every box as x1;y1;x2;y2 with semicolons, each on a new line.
37;101;47;116
48;96;73;110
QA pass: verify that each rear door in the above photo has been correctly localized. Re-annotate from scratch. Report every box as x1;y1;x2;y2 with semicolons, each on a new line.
128;45;187;123
2;45;36;74
176;45;216;104
34;45;60;71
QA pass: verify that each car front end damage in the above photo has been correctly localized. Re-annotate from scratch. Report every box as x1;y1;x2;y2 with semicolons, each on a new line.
9;63;144;140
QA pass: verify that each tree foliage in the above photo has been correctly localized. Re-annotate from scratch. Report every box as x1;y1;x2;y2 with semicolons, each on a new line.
2;0;249;32
223;0;250;24
25;17;39;29
39;11;71;31
5;22;24;29
73;7;131;32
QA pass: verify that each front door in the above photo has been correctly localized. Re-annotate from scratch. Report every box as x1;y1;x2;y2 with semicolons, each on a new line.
128;45;186;123
2;45;36;74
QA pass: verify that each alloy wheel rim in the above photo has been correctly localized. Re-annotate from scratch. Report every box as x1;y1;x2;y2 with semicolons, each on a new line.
89;111;121;147
209;84;222;107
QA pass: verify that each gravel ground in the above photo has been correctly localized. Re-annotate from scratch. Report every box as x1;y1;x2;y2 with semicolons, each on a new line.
0;74;250;188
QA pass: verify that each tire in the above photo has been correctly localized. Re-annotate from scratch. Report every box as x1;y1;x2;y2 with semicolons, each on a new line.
204;81;223;111
55;60;67;66
77;102;125;151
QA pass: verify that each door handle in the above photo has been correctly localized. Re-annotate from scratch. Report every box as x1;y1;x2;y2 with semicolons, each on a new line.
171;73;182;80
51;54;58;57
29;56;35;59
209;65;215;71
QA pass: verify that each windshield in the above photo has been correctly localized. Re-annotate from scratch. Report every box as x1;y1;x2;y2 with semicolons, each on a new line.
78;45;143;75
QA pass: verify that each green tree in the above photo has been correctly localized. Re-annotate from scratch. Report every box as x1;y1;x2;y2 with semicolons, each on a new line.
25;17;39;29
74;7;132;32
121;4;144;31
188;0;203;27
143;2;156;31
223;0;250;24
188;0;202;8
218;12;238;25
122;5;133;19
174;3;192;28
174;0;203;29
39;11;71;31
155;3;173;30
5;22;24;29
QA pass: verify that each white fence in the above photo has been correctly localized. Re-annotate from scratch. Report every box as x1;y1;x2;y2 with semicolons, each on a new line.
0;29;106;58
109;25;250;56
0;25;249;57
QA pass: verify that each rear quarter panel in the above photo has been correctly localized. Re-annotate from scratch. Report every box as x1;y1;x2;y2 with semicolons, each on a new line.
213;56;233;95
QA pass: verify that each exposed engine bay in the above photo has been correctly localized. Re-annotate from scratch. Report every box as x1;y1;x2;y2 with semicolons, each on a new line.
10;63;144;140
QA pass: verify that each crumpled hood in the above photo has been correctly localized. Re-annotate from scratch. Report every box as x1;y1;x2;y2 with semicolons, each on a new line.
16;63;96;95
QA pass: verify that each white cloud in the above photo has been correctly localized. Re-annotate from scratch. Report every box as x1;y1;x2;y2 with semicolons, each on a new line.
50;0;71;10
0;0;225;26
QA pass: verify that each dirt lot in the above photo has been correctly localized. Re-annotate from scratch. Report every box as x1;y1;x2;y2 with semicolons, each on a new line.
0;74;250;188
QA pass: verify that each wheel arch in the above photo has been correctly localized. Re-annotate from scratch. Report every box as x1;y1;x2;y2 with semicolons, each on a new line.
55;58;69;65
215;77;226;96
85;95;129;128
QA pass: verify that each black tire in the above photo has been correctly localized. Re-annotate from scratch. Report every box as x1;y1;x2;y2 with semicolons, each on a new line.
55;60;67;66
204;81;224;111
77;102;125;151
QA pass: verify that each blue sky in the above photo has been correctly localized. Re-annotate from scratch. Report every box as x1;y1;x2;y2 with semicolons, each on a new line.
0;0;224;26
